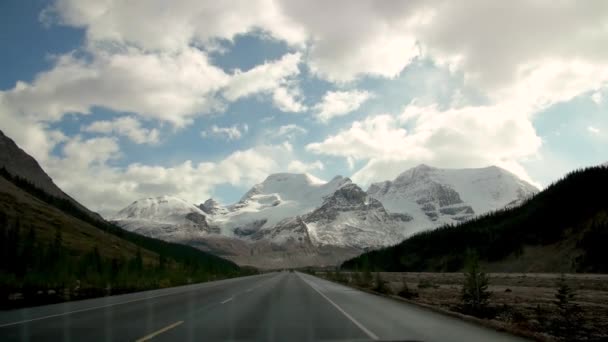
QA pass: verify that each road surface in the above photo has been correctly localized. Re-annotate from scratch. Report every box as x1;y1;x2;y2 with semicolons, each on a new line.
0;271;527;341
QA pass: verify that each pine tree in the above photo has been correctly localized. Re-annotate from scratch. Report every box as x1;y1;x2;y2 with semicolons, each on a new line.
552;274;583;339
461;251;491;316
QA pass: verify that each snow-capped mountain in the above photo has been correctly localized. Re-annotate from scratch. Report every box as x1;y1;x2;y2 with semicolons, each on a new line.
113;196;217;239
209;173;351;236
367;164;538;230
112;165;538;268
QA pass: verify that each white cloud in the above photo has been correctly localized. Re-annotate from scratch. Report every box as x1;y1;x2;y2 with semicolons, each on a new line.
588;126;601;135
273;124;307;140
42;138;304;215
223;53;302;104
287;160;324;173
308;103;542;186
82;116;159;144
201;124;248;141
272;86;307;112
0;100;66;164
45;0;308;51
591;91;603;105
315;90;372;122
47;0;608;94
0;47;229;127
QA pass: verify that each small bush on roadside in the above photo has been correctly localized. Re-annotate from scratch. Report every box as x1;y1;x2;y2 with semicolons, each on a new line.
397;279;418;299
373;272;392;295
417;279;438;289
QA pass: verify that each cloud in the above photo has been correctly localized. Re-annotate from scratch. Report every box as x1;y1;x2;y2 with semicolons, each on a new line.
315;90;372;122
221;52;307;113
591;91;603;105
308;103;542;186
272;86;307;112
201;124;248;141
0;47;229;127
43;138;305;216
0;100;66;163
273;124;307;140
47;0;608;94
45;0;307;51
82;116;159;144
588;126;601;135
287;160;324;173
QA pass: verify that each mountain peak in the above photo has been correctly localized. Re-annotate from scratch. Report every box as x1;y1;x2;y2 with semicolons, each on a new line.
263;172;325;185
114;195;203;221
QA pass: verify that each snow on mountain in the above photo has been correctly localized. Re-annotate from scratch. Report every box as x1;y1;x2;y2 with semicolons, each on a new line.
212;173;351;236
111;166;538;268
112;195;217;239
251;183;406;249
198;198;228;216
368;164;538;231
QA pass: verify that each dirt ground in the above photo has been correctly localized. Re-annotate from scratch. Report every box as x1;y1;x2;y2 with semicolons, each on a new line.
323;272;608;341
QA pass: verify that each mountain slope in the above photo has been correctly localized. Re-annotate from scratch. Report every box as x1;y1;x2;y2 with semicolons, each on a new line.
113;196;217;239
257;183;406;249
367;164;538;230
0;130;102;220
212;173;351;236
343;166;608;273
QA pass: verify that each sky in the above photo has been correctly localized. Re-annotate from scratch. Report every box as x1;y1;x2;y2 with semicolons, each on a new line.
1;0;607;217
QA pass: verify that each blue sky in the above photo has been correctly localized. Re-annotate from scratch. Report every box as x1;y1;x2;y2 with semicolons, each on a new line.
1;1;606;215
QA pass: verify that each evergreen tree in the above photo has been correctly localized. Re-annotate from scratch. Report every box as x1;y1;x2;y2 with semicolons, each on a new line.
461;251;491;316
552;275;583;339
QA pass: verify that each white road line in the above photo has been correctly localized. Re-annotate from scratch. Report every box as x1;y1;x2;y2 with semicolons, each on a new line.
0;283;226;328
220;297;233;304
299;274;379;341
245;288;253;292
135;320;183;342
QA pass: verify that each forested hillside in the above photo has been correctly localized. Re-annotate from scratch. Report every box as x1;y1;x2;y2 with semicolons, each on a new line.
0;168;251;308
342;167;608;273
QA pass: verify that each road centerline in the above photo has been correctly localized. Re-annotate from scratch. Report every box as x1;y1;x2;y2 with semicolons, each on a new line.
135;320;183;342
220;297;233;304
298;273;379;341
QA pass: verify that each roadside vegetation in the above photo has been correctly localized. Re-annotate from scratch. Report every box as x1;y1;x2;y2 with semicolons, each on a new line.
317;268;604;341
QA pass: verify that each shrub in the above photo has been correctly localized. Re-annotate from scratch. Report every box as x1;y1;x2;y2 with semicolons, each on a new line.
397;279;418;299
373;272;392;294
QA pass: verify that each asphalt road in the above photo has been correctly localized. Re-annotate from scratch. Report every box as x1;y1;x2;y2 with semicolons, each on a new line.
0;271;528;341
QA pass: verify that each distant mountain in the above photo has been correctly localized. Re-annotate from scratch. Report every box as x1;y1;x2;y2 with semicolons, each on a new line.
256;183;405;249
114;196;216;239
215;173;352;235
367;164;538;230
342;166;608;273
113;165;538;268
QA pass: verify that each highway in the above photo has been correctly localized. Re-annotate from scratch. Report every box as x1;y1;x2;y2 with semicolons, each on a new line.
0;271;527;341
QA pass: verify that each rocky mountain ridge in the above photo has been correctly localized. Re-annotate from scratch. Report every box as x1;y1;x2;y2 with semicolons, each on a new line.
112;165;539;268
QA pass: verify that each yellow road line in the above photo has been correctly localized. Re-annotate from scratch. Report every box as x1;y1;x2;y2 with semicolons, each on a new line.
135;320;184;342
